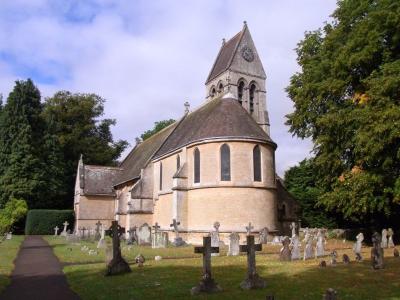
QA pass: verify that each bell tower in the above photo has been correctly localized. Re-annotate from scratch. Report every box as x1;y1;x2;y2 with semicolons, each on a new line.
205;21;270;135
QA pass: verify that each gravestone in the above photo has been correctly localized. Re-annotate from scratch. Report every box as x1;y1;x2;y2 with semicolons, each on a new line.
245;222;254;236
330;250;338;266
61;221;69;237
315;229;325;257
152;223;168;248
170;219;185;246
290;234;301;260
97;225;106;249
191;236;222;295
353;232;364;261
258;227;269;244
127;226;137;245
6;232;12;240
239;235;266;289
135;254;145;267
94;221;102;241
54;226;59;236
343;254;350;264
290;222;297;237
381;229;388;248
271;236;281;245
319;260;327;268
210;222;220;256
279;236;291;261
138;223;151;245
324;288;338;300
303;231;313;260
388;228;395;248
105;221;131;276
228;232;240;256
371;231;384;270
394;248;399;257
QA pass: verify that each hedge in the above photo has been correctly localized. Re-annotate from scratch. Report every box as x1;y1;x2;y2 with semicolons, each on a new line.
25;210;74;235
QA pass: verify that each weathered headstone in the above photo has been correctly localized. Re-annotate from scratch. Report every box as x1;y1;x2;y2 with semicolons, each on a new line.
6;232;12;240
330;250;338;266
353;232;364;261
61;221;69;237
97;225;106;249
54;226;59;236
388;228;395;248
371;231;384;270
381;229;388;248
290;234;301;260
394;248;399;257
138;223;151;245
105;221;131;276
245;222;254;236
228;232;240;256
315;229;325;257
324;288;338;300
170;219;185;246
239;235;266;289
94;221;102;241
290;222;297;237
152;223;168;248
210;222;220;256
191;236;222;295
303;231;313;260
279;236;291;261
127;226;137;245
258;227;269;244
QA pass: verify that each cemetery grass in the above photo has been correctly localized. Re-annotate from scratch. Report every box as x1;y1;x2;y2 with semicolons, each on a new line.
46;237;400;300
0;236;24;293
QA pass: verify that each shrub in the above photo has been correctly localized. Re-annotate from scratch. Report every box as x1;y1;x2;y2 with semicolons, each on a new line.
25;210;74;235
0;198;28;235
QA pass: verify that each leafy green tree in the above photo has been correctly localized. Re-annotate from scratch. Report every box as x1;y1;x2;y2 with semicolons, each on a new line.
0;198;28;235
286;0;400;223
284;159;337;228
43;91;129;206
0;79;48;208
140;119;175;141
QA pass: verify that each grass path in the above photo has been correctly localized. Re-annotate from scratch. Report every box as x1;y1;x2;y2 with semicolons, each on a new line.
0;236;24;293
46;236;400;300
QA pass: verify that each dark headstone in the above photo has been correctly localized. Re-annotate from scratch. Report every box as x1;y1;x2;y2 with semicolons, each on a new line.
105;221;131;276
394;248;399;257
371;231;384;270
239;235;266;289
324;288;337;300
94;221;102;241
279;236;291;261
319;260;327;268
342;254;350;264
191;236;222;295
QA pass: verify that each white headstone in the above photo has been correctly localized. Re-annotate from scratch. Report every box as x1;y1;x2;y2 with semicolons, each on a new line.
258;227;269;244
54;226;59;236
303;231;313;260
388;228;395;248
381;229;388;248
61;221;69;237
315;229;325;257
290;234;301;260
138;223;151;245
353;232;364;255
6;232;12;240
228;232;240;256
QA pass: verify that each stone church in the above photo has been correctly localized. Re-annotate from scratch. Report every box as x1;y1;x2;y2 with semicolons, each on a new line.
74;22;299;243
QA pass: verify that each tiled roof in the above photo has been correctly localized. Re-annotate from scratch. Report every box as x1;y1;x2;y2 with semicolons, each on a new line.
82;165;122;196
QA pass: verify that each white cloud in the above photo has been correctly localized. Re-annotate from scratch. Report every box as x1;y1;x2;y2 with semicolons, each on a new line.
0;0;337;176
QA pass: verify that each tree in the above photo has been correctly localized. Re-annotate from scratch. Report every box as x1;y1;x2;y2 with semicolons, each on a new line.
140;119;175;141
43;91;129;207
0;198;28;236
0;79;48;208
286;0;400;223
284;159;337;228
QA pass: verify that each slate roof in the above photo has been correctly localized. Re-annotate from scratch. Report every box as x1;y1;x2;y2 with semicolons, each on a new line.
81;165;122;196
206;29;243;84
154;97;275;159
114;122;178;186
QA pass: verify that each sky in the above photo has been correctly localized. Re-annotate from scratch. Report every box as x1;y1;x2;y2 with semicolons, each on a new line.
0;0;337;176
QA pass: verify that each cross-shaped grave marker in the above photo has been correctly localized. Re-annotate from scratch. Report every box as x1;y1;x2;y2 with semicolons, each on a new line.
95;221;102;240
153;222;160;234
191;236;222;295
105;221;131;276
61;221;69;236
245;222;254;236
170;219;185;246
80;227;87;239
239;235;266;289
54;226;59;236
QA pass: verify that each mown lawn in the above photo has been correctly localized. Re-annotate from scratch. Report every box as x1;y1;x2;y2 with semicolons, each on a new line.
0;236;24;293
46;236;400;300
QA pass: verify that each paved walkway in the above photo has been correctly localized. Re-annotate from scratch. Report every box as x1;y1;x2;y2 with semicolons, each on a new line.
0;235;80;300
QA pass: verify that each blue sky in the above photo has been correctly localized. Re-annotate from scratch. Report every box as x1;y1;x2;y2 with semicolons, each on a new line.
0;0;337;175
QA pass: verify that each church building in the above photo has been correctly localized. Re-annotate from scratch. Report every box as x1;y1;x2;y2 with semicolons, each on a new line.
74;22;299;243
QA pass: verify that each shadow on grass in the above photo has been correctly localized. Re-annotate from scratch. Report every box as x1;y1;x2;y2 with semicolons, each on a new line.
62;256;400;300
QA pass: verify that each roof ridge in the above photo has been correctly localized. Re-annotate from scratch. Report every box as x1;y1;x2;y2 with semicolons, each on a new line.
85;164;123;170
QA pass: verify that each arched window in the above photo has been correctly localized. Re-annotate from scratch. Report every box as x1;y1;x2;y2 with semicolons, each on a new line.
220;144;231;181
210;87;216;98
238;81;245;106
159;162;163;190
194;148;200;183
249;83;256;114
218;82;223;94
253;145;261;182
177;155;181;170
